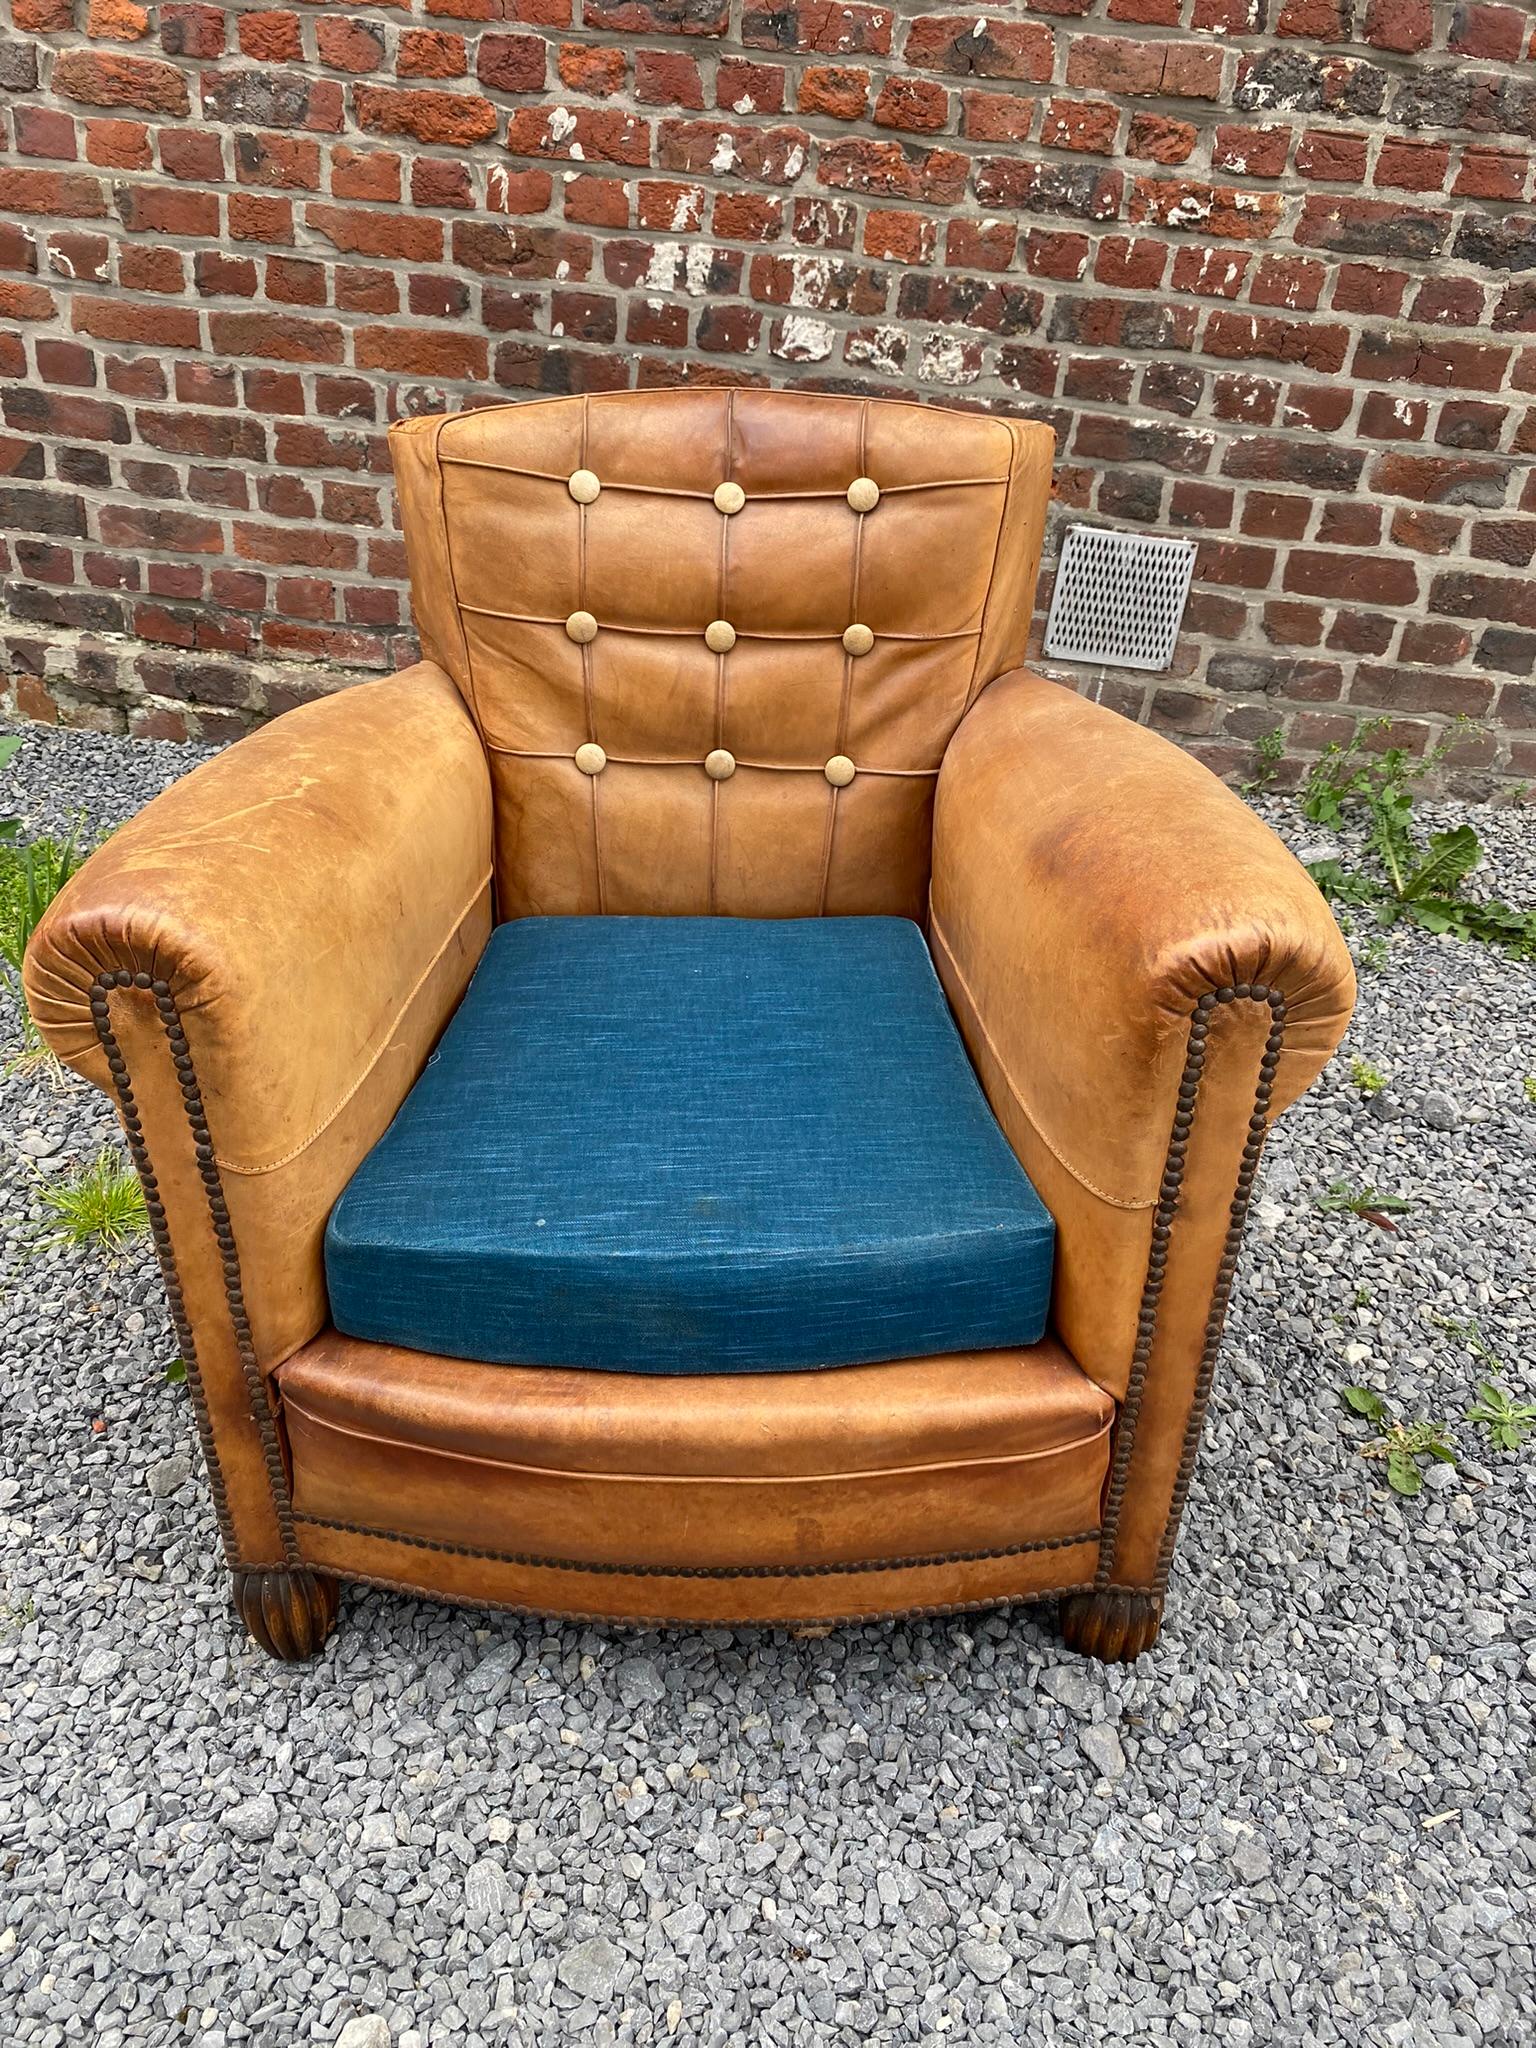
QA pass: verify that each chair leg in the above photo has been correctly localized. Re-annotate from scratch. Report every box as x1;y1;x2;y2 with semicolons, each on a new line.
1057;1587;1163;1662
232;1567;340;1662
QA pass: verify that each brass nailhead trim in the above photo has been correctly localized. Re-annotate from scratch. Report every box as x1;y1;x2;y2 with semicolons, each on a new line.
1097;986;1287;1594
91;973;299;1566
293;1513;1101;1581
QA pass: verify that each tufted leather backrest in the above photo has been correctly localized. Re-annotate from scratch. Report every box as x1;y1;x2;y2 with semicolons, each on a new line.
391;388;1053;922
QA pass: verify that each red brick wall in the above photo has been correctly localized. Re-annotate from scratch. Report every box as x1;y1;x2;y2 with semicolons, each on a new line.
1;0;1533;791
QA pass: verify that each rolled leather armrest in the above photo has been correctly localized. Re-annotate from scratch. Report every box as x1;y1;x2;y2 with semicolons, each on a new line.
24;663;494;1565
931;669;1354;1588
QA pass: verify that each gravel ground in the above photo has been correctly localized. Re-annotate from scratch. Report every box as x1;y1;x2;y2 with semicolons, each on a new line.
1;720;1532;2048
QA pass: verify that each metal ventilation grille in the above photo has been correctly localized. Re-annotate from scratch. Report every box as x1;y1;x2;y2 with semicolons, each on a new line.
1043;525;1197;673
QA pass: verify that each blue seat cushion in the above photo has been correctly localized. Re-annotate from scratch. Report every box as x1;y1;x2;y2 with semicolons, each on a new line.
325;917;1055;1374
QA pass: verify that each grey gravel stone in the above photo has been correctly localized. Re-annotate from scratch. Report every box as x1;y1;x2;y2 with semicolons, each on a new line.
2;725;1533;2048
958;1940;1012;1984
1079;1722;1127;1780
145;1453;191;1497
1420;1088;1461;1130
334;2021;391;2048
224;1793;279;1843
556;1936;625;2001
1041;1882;1095;1944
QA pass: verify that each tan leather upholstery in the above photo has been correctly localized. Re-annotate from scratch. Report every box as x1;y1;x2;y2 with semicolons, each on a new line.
24;390;1353;1647
278;1331;1111;1621
24;666;492;1560
390;389;1054;923
932;668;1355;1586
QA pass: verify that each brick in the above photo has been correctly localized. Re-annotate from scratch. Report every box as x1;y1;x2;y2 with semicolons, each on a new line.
159;4;225;58
237;10;302;61
330;148;403;203
235;133;322;191
89;0;153;43
1094;236;1167;289
160;129;224;180
1449;5;1528;62
586;0;730;33
558;42;627;96
717;59;785;113
402;30;469;78
52;50;191;115
819;138;966;204
946;218;1015;272
356;86;499;146
1331;262;1409;317
15;107;80;159
903;17;1053;83
316;17;386;71
635;51;705;108
566;175;631;227
1453;149;1528;202
1295;130;1367;182
862;209;934;263
977;161;1122;219
1392;512;1466;561
306;204;443;262
1296;195;1447;260
1130;180;1284;240
1285;550;1418;604
799;66;869;121
86;119;154;170
1363;0;1432;53
1066;36;1222;100
1204;311;1348;375
208;312;345;364
1212;125;1290;178
873;76;948;134
1375;139;1450;192
960;90;1033;144
509;105;651;165
74;298;201;347
1250;255;1326;312
1041;99;1118;154
1128;115;1197;166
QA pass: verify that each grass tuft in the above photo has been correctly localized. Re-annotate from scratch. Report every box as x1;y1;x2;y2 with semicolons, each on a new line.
35;1148;148;1256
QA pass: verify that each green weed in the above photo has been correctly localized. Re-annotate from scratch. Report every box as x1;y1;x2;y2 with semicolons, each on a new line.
1300;722;1536;960
34;1148;148;1256
1339;1387;1456;1497
1349;1056;1387;1097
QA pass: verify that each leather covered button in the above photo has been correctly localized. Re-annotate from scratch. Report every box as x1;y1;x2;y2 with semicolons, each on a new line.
847;477;880;513
704;748;736;781
713;481;745;515
704;619;737;653
567;469;601;505
574;742;607;776
565;610;599;644
824;755;856;787
842;623;875;657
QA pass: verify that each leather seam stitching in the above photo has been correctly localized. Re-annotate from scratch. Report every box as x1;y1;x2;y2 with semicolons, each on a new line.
281;1396;1114;1485
212;874;492;1176
293;1514;1102;1579
963;417;1019;715
928;914;1158;1211
435;459;1010;499
431;412;479;726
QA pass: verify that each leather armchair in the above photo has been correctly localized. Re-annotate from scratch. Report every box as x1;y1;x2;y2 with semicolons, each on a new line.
26;389;1354;1663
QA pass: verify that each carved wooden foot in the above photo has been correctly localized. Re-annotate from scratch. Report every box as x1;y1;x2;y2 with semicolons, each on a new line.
1058;1588;1164;1662
232;1568;340;1662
